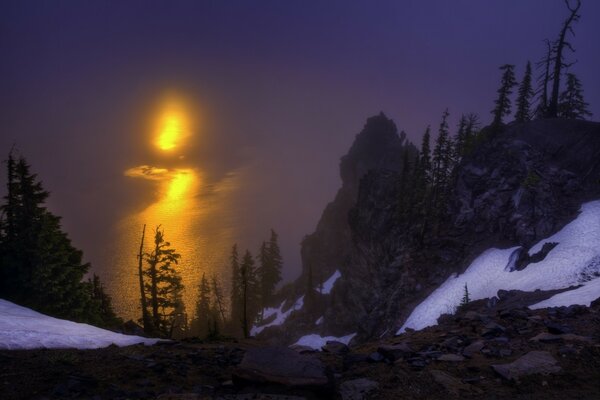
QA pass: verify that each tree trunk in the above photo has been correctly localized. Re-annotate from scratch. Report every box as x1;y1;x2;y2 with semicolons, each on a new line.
137;224;151;333
547;0;580;117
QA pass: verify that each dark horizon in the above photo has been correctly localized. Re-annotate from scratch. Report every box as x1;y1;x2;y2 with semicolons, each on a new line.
1;0;599;286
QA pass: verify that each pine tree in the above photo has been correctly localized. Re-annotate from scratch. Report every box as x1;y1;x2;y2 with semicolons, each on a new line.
0;154;98;322
257;230;283;314
460;283;470;307
192;272;211;337
229;244;242;330
558;73;592;119
454;115;468;158
515;61;534;122
432;109;450;197
240;250;259;338
419;126;432;185
211;275;227;326
491;64;517;127
142;226;184;338
89;274;123;328
535;40;553;119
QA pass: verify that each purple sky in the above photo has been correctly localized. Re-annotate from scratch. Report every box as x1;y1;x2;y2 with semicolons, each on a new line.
1;0;599;282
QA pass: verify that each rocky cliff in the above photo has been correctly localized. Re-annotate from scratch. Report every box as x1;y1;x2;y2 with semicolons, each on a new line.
259;116;600;344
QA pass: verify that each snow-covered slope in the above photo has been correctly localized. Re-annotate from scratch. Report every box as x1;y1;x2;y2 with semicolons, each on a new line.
317;270;341;294
399;200;600;333
250;296;304;336
0;299;161;350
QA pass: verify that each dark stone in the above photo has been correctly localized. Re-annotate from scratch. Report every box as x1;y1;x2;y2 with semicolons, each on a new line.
377;342;412;361
462;341;485;358
323;340;349;354
491;351;561;380
367;352;385;363
339;378;379;400
437;354;465;362
545;322;571;334
232;347;329;389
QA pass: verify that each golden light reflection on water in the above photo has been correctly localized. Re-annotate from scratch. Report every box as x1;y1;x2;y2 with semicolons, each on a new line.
106;167;239;322
104;96;236;322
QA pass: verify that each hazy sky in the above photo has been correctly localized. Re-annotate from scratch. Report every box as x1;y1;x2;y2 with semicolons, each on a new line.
1;0;599;283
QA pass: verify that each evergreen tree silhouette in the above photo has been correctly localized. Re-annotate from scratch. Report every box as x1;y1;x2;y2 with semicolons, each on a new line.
0;153;107;323
515;61;534;122
142;226;184;337
558;73;591;119
491;64;517;127
192;272;211;337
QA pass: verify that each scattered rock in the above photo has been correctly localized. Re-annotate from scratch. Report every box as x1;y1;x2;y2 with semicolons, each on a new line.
232;347;329;389
377;342;412;361
339;378;379;400
323;341;349;354
491;351;561;381
437;354;465;362
429;370;482;396
482;322;506;337
462;341;485;358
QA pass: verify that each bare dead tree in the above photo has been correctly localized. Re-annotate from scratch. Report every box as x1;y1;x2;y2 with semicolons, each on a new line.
137;224;151;332
547;0;581;118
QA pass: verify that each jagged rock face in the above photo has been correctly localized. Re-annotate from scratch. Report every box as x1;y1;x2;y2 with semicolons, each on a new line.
265;117;600;344
299;113;411;289
324;119;600;341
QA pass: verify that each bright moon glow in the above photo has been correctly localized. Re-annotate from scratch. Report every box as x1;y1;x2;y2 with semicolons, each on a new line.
154;100;191;152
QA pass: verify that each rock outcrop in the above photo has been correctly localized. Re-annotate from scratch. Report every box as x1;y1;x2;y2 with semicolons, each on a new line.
259;116;600;344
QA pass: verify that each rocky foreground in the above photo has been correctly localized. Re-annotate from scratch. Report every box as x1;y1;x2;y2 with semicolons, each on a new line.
1;291;599;399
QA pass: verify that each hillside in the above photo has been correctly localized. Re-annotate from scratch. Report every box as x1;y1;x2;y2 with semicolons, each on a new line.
254;116;600;344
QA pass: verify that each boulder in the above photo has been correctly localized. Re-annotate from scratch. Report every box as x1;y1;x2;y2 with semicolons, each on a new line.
491;351;561;380
339;378;378;400
377;342;412;361
233;347;329;389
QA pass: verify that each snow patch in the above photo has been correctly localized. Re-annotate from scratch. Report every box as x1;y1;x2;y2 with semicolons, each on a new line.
530;278;600;309
293;332;356;350
398;200;600;334
0;299;161;350
315;316;323;325
250;296;304;336
317;270;341;294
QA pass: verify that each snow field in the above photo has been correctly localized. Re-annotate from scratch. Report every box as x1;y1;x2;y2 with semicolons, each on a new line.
399;200;600;333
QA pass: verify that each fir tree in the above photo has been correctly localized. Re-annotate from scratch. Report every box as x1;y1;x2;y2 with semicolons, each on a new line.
142;226;184;338
257;230;283;314
211;275;227;326
229;244;242;330
491;64;517;127
558;73;592;119
0;154;100;323
432;109;451;198
89;274;123;328
515;61;534;122
240;250;259;338
455;115;468;158
192;272;211;337
535;40;553;119
419;126;432;185
461;283;470;307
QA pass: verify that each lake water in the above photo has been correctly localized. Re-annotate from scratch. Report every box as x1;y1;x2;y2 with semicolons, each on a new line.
102;167;238;323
